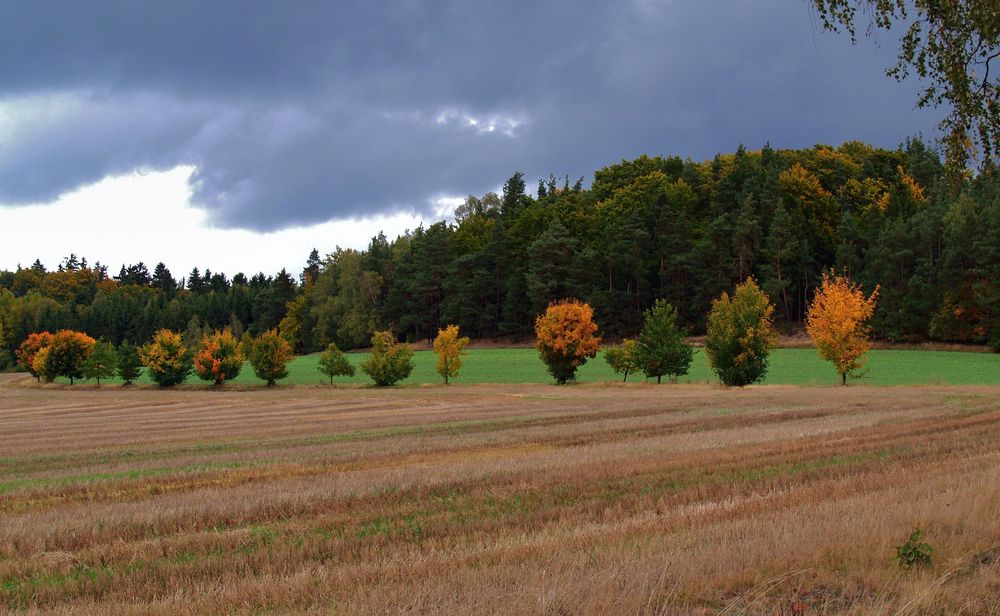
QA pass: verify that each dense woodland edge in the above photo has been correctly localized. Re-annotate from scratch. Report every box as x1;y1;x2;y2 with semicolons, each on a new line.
2;139;1000;370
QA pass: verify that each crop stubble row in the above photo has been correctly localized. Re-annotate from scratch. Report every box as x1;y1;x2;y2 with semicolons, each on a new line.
0;382;998;614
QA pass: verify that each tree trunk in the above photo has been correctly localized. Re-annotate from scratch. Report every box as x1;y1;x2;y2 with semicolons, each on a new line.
657;375;662;384
841;372;847;386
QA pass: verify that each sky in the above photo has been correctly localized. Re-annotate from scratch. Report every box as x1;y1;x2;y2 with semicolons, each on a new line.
0;0;939;277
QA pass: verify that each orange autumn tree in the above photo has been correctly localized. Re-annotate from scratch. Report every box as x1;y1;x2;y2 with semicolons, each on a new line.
433;324;470;384
535;299;601;384
16;331;53;381
193;329;243;386
806;272;879;385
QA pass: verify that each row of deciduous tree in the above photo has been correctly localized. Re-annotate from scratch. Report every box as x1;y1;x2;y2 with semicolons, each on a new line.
4;140;989;371
541;273;878;387
12;271;877;387
13;324;469;388
16;328;289;387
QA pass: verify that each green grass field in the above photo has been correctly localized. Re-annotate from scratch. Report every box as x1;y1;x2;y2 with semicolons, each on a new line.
56;347;1000;387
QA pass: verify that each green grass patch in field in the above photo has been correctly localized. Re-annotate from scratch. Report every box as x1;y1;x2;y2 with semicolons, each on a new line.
0;460;260;495
58;347;1000;387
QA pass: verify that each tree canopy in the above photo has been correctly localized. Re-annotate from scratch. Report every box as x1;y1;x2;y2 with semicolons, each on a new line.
4;140;1000;372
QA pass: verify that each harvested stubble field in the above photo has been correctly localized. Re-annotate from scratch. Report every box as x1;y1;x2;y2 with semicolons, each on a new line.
1;377;999;614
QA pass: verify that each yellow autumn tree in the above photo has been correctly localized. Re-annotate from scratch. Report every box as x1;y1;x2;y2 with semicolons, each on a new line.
16;331;53;381
433;324;470;384
140;329;192;387
535;299;601;384
806;273;879;385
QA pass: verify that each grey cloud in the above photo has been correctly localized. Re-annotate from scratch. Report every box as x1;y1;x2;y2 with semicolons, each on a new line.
0;0;938;230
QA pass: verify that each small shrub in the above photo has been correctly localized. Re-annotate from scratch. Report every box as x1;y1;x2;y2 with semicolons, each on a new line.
318;343;356;384
604;339;639;382
360;331;414;386
895;528;933;569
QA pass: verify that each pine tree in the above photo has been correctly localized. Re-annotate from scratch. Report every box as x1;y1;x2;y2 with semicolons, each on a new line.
761;203;800;322
301;248;322;286
525;218;580;316
734;195;761;281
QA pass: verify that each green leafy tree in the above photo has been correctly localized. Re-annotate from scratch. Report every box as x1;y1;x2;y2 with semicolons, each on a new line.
360;331;414;386
311;248;382;349
810;0;1000;175
116;342;142;386
635;300;694;384
249;329;294;386
318;343;356;384
82;339;117;386
604;338;639;382
705;279;778;387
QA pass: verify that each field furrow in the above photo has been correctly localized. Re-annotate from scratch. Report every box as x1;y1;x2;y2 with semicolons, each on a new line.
1;383;998;614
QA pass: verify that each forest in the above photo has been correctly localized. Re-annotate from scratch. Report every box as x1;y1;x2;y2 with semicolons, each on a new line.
2;139;1000;370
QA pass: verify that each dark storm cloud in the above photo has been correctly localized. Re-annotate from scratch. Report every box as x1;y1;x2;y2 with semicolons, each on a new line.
0;0;937;230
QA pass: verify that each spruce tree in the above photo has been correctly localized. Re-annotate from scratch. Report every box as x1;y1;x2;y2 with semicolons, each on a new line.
635;300;694;384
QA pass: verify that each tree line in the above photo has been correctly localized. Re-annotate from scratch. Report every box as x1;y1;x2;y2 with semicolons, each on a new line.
2;139;1000;372
12;270;876;388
